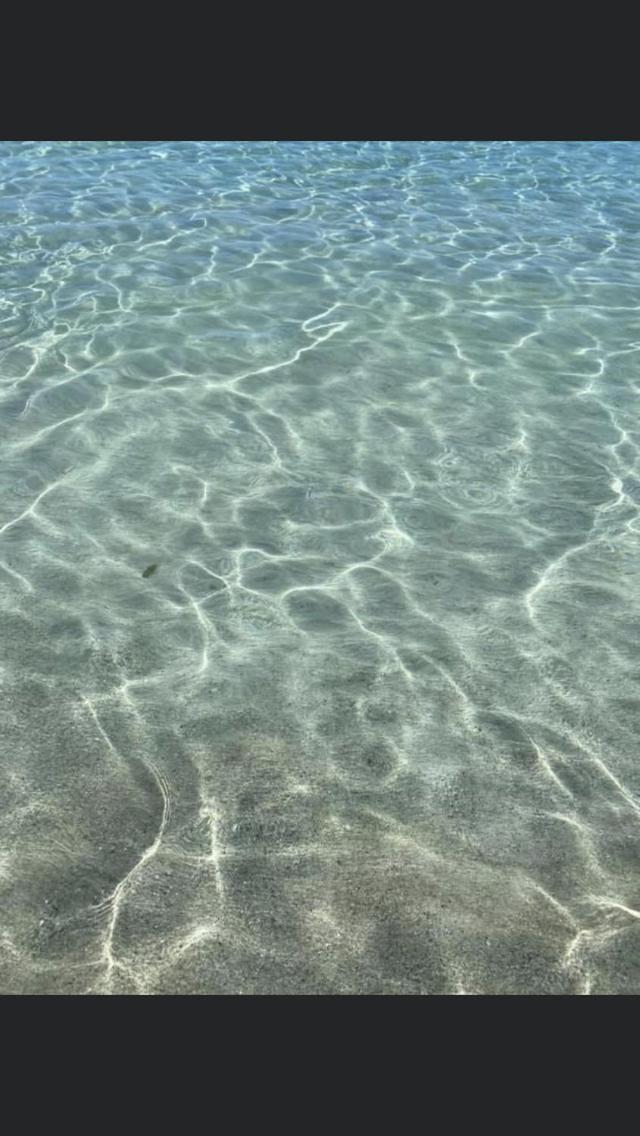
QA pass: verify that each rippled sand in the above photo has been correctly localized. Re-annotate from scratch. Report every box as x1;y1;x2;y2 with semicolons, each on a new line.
1;141;639;994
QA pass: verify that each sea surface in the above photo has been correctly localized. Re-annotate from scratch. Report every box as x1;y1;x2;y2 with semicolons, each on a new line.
1;140;639;994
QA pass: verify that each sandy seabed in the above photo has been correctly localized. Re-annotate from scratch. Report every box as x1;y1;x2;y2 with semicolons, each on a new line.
1;140;639;994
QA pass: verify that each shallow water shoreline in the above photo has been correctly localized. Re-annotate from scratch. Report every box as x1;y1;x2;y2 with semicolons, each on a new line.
1;141;639;994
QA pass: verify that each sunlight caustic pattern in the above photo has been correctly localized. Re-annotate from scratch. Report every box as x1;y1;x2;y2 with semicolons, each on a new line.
1;141;639;993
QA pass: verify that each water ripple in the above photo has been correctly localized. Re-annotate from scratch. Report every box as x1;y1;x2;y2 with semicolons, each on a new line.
1;141;639;994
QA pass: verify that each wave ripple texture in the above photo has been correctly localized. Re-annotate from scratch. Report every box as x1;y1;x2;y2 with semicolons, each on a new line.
1;141;640;994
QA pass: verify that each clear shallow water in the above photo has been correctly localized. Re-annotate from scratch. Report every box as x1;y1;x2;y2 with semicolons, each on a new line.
1;140;639;994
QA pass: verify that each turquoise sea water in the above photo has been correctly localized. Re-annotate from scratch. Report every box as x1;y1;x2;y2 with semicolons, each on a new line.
1;140;639;994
